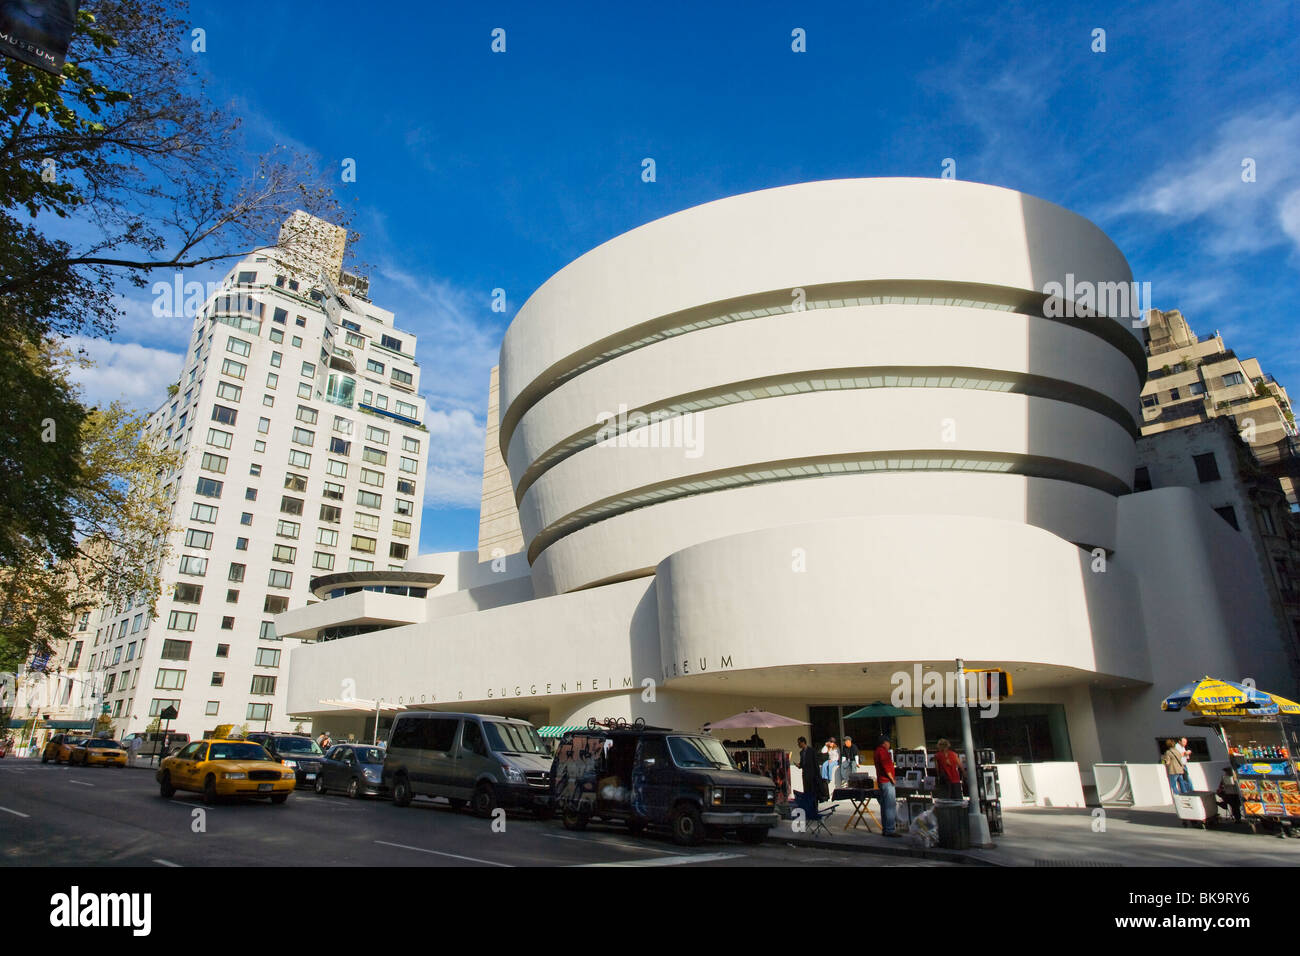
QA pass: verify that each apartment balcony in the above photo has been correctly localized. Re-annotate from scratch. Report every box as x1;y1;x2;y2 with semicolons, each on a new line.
327;345;357;373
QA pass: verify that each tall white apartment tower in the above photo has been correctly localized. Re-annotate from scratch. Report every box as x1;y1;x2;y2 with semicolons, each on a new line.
88;212;426;739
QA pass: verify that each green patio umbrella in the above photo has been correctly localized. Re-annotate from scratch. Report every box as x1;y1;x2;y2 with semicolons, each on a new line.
843;701;916;747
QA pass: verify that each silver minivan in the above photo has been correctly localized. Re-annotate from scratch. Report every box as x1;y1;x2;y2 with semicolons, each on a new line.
382;712;553;817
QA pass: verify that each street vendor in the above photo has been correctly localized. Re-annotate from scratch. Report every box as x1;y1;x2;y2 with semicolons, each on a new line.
1216;766;1241;822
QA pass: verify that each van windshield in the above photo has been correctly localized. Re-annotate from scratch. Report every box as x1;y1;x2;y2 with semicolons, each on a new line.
485;722;547;755
668;736;735;770
273;736;323;755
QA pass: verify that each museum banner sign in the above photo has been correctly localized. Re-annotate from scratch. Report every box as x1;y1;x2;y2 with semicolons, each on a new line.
0;0;80;75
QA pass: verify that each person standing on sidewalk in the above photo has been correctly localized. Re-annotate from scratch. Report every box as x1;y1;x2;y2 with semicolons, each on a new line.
874;735;900;837
1162;739;1187;795
935;738;964;799
795;736;820;820
127;734;142;768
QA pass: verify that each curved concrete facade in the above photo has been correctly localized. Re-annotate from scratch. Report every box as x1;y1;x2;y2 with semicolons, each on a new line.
500;178;1141;594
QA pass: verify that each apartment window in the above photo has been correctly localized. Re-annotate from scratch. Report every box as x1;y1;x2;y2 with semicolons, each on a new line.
228;563;246;583
191;502;218;523
149;699;181;717
221;358;246;380
392;369;413;388
211;404;237;425
272;307;287;325
267;569;293;589
206;701;220;716
360;467;384;487
161;637;193;658
366;425;389;445
236;270;256;286
1133;467;1152;492
392;520;411;539
291;427;315;446
253;440;266;453
200;452;228;474
295;405;318;425
256;648;282;668
1222;372;1246;388
394;498;413;516
236;537;249;550
312;551;335;571
276;519;301;539
399;456;418;474
263;595;289;614
401;436;421;454
1259;507;1277;536
348;558;374;572
396;479;416;496
270;351;283;369
357;490;382;510
68;642;83;668
326;459;348;477
178;554;208;576
1169;387;1180;401
165;611;197;635
295;315;307;327
322;481;344;501
269;328;284;344
320;504;342;524
1188;382;1206;396
366;358;385;375
216;644;230;658
240;512;253;526
345;332;365;348
173;582;203;604
195;477;223;498
395;401;418;420
351;535;377;554
259;621;278;640
296;382;312;399
271;544;297;564
249;463;262;477
1214;506;1240;531
362;446;387;466
301;361;316;378
333;416;354;435
280;495;304;516
263;394;275;407
211;672;225;687
1193;453;1221;483
293;336;304;349
380;334;403;352
131;613;143;633
125;641;136;661
287;449;312;468
155;669;186;691
208;428;233;449
226;589;239;603
329;437;351;455
390;543;409;560
258;416;271;434
265;372;279;390
184;529;213;549
354;512;380;532
104;673;117;694
226;336;252;357
248;703;271;722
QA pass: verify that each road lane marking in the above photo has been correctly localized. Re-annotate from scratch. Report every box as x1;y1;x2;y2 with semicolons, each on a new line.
69;780;94;787
154;859;181;867
574;852;744;867
374;839;512;867
0;806;31;818
541;832;682;854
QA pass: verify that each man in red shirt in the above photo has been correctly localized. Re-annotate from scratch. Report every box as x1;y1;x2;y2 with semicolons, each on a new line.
873;735;899;836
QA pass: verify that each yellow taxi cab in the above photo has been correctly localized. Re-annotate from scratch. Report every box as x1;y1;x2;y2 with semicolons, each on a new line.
41;734;89;764
157;737;295;804
69;737;129;767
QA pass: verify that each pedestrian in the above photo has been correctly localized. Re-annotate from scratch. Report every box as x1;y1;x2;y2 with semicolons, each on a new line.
317;731;332;751
874;734;900;837
820;737;839;797
127;733;142;768
1215;767;1241;822
840;735;860;779
1162;739;1186;796
795;736;821;820
1177;737;1193;791
935;738;964;799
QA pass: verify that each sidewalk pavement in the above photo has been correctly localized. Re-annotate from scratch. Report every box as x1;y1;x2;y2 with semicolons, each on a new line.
775;802;1300;866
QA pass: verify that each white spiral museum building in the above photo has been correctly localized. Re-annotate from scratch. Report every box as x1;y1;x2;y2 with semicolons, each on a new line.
283;179;1290;800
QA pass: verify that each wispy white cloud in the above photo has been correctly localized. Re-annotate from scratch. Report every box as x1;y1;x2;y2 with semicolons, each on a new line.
420;407;486;509
63;336;184;412
1107;110;1300;260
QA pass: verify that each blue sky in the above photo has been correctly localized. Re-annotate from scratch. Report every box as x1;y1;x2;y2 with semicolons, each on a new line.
72;0;1300;557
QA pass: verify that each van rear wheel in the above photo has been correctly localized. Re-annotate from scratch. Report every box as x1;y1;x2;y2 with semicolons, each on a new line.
392;774;412;807
562;806;588;831
670;804;706;846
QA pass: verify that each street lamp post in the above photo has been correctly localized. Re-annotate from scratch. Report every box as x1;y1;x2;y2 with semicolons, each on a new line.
956;658;994;848
373;698;382;745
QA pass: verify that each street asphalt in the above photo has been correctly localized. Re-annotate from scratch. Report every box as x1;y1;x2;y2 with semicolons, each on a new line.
0;758;945;868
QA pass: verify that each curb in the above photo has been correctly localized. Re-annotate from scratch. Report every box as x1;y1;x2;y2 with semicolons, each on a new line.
768;831;1004;865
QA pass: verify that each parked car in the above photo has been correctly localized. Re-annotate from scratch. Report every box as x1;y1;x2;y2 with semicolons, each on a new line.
156;738;295;804
69;738;128;767
42;734;89;764
382;712;553;817
245;732;325;788
315;743;388;798
550;720;777;846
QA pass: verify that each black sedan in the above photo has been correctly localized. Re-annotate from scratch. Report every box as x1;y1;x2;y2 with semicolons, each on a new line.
314;744;387;798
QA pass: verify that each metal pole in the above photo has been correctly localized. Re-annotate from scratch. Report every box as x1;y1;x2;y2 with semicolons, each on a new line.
374;699;382;745
956;659;994;848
